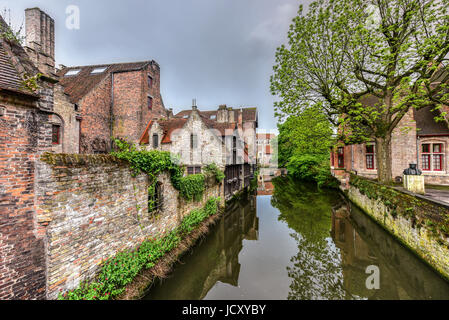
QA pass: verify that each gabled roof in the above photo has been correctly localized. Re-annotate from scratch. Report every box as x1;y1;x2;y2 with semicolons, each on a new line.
57;61;153;103
139;118;188;145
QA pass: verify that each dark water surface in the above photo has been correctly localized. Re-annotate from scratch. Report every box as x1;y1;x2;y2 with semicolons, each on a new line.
143;177;449;300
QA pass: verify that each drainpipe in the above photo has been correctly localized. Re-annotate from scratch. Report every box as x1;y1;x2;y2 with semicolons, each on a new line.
351;145;354;172
416;136;420;168
110;72;115;150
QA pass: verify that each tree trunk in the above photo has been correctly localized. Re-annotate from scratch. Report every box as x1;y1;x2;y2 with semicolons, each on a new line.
375;135;392;184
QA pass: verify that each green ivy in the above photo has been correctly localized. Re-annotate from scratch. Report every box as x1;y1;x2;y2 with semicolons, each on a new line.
58;197;221;300
203;163;225;183
111;139;206;203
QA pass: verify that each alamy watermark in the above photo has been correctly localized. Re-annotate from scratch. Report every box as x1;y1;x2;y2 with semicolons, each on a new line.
365;265;380;290
65;5;80;30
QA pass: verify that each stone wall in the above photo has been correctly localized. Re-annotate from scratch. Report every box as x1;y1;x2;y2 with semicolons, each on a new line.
35;153;223;299
346;175;449;280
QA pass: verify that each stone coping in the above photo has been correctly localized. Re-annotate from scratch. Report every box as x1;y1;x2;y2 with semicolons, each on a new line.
40;152;128;167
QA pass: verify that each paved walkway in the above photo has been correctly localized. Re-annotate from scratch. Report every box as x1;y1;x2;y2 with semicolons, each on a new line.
396;186;449;206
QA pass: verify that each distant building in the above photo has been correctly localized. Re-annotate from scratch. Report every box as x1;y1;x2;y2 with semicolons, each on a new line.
56;59;168;154
140;103;258;198
256;133;276;167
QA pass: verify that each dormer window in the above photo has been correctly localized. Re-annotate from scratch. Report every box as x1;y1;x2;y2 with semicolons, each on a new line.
65;69;81;76
90;67;107;74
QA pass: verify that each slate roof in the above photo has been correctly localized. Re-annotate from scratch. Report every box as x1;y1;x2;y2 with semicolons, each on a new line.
174;107;258;123
414;106;449;136
57;61;152;103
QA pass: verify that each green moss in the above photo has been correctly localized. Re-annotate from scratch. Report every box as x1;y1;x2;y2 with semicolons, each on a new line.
349;174;449;246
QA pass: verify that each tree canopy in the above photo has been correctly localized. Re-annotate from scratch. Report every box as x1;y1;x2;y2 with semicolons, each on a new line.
271;0;449;183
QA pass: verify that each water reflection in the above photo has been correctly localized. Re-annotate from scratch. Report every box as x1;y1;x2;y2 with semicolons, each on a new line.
143;194;259;300
143;177;449;300
272;176;449;300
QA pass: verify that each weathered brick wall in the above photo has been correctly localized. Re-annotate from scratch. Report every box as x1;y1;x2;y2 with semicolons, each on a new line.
0;90;53;300
347;177;449;281
78;76;112;154
53;84;81;153
35;153;222;299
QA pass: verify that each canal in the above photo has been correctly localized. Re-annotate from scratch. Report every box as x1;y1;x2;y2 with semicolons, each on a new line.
143;176;449;300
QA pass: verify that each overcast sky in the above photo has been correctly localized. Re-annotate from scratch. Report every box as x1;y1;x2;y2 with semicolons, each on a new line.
1;0;311;132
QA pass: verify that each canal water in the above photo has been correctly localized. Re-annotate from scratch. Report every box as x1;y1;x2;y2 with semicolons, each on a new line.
143;176;449;300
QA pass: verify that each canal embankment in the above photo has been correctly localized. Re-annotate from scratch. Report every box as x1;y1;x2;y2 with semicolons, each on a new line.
344;174;449;281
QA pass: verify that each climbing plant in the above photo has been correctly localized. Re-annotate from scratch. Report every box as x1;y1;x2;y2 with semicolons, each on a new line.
203;163;225;183
111;138;207;203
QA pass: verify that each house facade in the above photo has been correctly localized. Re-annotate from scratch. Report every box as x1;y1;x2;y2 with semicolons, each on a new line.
56;59;168;154
256;133;276;167
331;106;449;185
140;103;258;198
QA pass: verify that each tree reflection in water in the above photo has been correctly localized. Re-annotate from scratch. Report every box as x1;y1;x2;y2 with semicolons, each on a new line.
271;176;359;300
272;176;449;300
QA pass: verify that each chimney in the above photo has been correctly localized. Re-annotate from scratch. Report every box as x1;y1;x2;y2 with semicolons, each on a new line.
228;107;234;123
238;108;243;125
217;104;228;123
192;99;197;111
25;8;55;76
168;108;173;119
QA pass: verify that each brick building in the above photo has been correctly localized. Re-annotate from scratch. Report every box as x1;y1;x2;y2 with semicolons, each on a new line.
331;100;449;185
56;59;168;154
0;9;58;299
256;133;276;167
140;103;258;198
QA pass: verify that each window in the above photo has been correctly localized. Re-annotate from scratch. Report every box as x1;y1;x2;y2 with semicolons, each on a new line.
210;115;216;120
366;144;375;170
187;166;201;175
152;134;159;148
149;182;163;213
148;96;153;110
337;147;344;168
190;134;198;149
90;67;107;74
148;75;153;88
52;125;60;145
421;143;444;171
65;69;80;76
74;103;79;112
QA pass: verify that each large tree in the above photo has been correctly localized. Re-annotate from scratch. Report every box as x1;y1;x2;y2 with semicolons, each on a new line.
271;0;449;183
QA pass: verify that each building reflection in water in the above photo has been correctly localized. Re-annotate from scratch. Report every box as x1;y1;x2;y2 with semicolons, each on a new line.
143;193;258;300
331;200;449;299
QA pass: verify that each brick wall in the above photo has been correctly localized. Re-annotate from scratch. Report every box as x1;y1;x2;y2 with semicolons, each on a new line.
0;89;53;299
35;153;223;299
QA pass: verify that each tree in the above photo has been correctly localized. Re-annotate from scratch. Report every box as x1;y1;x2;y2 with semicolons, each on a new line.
277;105;336;187
271;0;449;183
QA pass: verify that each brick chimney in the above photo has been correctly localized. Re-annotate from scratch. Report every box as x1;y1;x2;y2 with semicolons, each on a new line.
24;8;55;77
228;107;234;123
217;104;228;123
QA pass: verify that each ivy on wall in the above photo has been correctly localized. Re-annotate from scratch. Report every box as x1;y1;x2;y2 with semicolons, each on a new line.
111;139;224;205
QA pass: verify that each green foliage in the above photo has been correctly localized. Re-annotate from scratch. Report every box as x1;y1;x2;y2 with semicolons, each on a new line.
0;9;25;44
277;106;337;188
58;197;221;300
271;0;449;183
203;163;225;183
111;138;206;202
21;73;42;93
179;174;205;202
